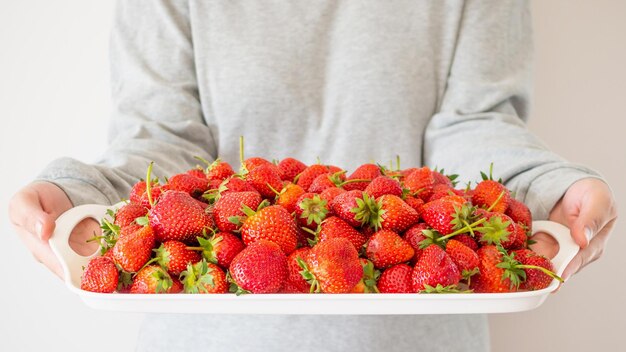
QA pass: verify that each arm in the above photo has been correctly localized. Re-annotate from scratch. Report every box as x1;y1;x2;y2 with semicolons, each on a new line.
424;0;616;277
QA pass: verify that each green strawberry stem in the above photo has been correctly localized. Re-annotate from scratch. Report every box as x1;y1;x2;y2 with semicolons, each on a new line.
517;264;564;283
437;217;487;242
267;182;282;196
337;178;370;187
396;155;401;171
146;161;155;207
239;135;248;175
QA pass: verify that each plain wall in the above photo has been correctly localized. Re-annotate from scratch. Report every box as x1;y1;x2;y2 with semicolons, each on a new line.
0;1;623;351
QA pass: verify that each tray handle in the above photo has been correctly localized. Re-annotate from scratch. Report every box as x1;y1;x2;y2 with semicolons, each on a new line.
531;220;579;279
49;204;115;289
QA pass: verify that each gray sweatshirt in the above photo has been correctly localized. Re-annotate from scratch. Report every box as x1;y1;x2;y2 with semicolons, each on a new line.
38;1;600;351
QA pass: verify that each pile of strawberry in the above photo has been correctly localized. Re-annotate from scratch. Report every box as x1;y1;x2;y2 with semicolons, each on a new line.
81;146;561;295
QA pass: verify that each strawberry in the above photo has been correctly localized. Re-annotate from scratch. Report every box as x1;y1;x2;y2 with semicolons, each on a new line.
295;193;329;229
366;230;414;269
343;164;381;191
364;176;403;199
276;183;306;213
113;203;147;228
149;191;213;244
512;249;560;290
412;244;461;292
445;239;479;280
472;180;510;213
246;164;283;199
243;157;275;172
329;190;366;227
229;240;288;294
205;159;235;181
378;264;414;293
296;164;335;191
278;157;307;182
130;180;163;209
376;195;420;232
240;205;299;255
319;187;346;205
299;238;363;293
212;191;262;232
471;245;519;293
432;168;457;187
165;173;209;198
509;222;528;250
400;167;418;178
219;177;258;194
505;198;532;230
351;259;380;293
282;247;312;293
403;195;425;215
112;225;155;272
154;240;202;276
404;167;435;201
308;171;347;193
427;184;457;202
192;232;245;269
454;234;478;251
420;199;475;236
180;259;228;294
475;212;517;249
186;168;207;180
80;256;119;293
130;265;175;294
314;216;367;250
403;223;429;264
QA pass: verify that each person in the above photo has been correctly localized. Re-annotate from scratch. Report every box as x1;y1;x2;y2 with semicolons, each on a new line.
8;1;617;351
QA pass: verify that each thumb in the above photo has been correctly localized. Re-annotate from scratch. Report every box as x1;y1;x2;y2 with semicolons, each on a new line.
570;198;605;249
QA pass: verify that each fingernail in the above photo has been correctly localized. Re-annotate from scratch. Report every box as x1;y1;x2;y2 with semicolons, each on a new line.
35;221;43;240
585;227;593;242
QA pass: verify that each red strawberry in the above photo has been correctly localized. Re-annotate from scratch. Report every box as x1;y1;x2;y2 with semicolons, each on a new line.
212;191;262;233
428;184;456;202
404;167;435;201
315;216;367;250
154;240;202;276
412;244;461;292
343;164;381;191
400;167;418;178
432;169;456;187
366;230;414;269
471;245;518;293
276;183;306;213
445;239;479;279
378;264;414;293
193;232;245;269
130;180;163;209
472;180;510;213
80;256;119;293
112;225;155;272
420;199;475;236
509;222;528;250
130;265;176;294
282;247;312;293
351;259;380;293
454;234;478;251
180;259;228;294
308;171;347;193
149;191;213;244
295;193;329;229
165;173;209;198
364;176;402;199
278;157;307;182
296;164;335;191
300;238;363;293
241;205;299;255
246;164;283;199
243;157;275;172
513;249;559;291
329;190;365;227
206;159;235;181
403;223;429;264
376;195;420;233
506;198;532;230
319;187;346;205
220;177;258;194
404;195;425;215
475;212;517;249
186;168;207;180
229;240;288;294
114;203;147;228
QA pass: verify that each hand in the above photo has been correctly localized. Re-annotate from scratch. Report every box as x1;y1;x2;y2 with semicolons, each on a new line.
530;178;617;282
8;181;100;279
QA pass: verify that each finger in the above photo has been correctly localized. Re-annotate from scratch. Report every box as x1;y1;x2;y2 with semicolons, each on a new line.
9;190;57;241
14;227;64;279
561;220;613;281
570;191;614;249
528;232;559;259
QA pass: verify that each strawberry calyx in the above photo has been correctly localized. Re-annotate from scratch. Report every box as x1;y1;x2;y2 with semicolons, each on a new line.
475;216;511;246
418;229;444;250
302;226;321;246
480;162;503;184
227;272;251;296
435;206;487;243
180;259;216;293
351;192;385;230
361;259;380;293
90;211;120;255
187;234;223;264
228;200;271;226
298;195;329;226
422;284;471;294
297;258;321;293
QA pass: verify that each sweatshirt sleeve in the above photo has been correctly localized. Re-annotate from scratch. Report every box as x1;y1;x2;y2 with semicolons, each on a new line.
37;0;217;206
423;0;603;220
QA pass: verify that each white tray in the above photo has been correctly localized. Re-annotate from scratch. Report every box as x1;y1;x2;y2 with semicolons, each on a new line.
49;203;579;315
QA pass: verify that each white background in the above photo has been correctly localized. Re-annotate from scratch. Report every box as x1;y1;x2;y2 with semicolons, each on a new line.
0;1;624;351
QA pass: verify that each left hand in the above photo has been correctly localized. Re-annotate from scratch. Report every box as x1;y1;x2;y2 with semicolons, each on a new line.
530;178;617;282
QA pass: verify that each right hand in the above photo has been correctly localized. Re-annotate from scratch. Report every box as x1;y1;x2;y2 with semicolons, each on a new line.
8;181;99;279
